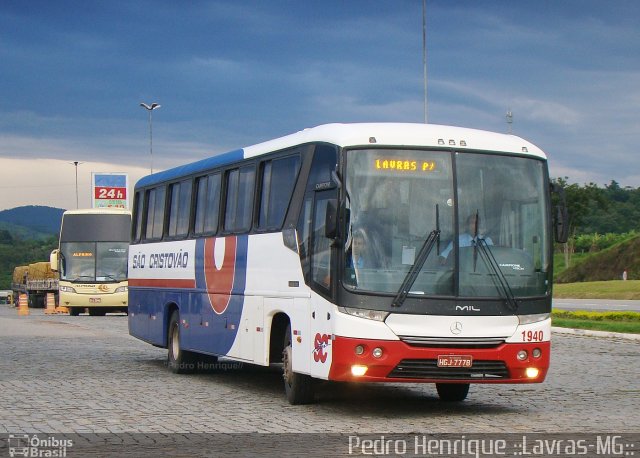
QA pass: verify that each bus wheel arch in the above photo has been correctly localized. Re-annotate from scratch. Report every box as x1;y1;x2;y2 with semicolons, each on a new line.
268;312;289;364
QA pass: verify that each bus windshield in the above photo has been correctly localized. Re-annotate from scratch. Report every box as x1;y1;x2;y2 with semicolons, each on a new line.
343;148;550;299
60;242;128;282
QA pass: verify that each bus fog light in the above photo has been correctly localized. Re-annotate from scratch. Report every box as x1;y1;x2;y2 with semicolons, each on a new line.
354;345;365;355
526;367;540;378
372;347;383;359
532;348;542;358
351;365;368;376
517;350;528;361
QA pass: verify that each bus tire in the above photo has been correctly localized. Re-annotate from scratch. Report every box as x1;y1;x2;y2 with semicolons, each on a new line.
68;307;80;316
436;383;470;402
282;323;315;405
167;311;197;374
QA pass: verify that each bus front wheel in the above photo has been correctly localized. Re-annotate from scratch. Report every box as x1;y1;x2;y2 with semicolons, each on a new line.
282;324;315;405
436;383;470;402
167;311;197;374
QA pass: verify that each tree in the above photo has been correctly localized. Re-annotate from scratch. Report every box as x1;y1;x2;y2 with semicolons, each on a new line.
552;177;608;267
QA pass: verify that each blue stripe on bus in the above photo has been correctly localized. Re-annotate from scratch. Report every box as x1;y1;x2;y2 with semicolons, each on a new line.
135;148;245;189
189;235;249;355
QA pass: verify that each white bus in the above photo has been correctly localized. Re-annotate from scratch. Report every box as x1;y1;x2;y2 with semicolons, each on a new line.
128;123;568;404
51;208;131;316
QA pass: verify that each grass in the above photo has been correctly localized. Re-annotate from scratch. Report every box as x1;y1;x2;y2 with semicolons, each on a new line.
551;310;640;334
553;280;640;300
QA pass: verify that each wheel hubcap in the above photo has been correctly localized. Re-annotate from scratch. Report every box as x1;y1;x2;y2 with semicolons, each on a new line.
282;346;293;385
171;324;180;359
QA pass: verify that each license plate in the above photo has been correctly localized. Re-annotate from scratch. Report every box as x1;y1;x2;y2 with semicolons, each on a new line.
89;298;101;303
437;354;473;368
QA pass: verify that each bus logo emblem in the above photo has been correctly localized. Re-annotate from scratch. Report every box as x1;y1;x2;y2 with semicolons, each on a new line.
313;333;330;363
450;321;463;335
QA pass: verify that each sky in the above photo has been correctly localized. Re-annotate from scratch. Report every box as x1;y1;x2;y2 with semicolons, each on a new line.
1;0;639;211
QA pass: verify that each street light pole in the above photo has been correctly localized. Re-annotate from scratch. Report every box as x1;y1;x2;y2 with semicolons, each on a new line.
70;161;83;209
422;0;428;124
140;102;161;174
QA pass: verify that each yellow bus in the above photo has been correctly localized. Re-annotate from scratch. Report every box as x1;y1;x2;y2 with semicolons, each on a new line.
51;208;131;316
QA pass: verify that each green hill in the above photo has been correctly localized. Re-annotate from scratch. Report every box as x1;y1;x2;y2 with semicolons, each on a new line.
556;235;640;283
0;206;64;237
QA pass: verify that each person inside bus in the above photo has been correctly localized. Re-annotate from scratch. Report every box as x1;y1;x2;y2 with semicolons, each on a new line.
345;228;381;285
439;213;493;263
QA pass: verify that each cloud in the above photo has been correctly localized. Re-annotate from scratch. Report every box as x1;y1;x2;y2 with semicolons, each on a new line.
0;157;149;211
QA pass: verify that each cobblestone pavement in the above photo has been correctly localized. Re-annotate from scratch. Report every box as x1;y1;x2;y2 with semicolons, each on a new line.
0;305;638;455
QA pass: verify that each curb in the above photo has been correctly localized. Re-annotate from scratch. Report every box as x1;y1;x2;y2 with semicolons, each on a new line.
552;326;640;341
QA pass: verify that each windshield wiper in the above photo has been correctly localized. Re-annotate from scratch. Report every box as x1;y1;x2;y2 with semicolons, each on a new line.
391;228;440;308
475;239;519;312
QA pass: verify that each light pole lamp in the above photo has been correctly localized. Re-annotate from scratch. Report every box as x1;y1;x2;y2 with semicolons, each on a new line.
140;102;161;173
70;161;83;209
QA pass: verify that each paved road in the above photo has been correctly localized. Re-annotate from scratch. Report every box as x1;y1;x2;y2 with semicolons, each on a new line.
553;298;640;312
0;305;638;456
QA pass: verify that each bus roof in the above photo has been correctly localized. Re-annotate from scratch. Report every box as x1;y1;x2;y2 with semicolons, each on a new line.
135;123;547;189
63;208;131;216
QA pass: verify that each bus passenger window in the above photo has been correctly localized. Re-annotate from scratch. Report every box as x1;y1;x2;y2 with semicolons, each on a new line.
224;166;255;233
258;155;300;230
168;180;192;237
194;174;221;234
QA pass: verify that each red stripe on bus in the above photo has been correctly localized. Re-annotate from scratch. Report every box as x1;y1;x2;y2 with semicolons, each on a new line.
128;278;196;288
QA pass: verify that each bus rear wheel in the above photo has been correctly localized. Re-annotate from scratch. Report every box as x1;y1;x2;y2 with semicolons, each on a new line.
282;323;315;405
436;383;470;402
167;311;197;374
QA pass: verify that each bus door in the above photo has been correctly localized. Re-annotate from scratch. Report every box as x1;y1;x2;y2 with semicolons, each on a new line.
309;189;336;379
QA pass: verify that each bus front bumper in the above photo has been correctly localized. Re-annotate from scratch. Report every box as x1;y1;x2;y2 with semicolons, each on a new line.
327;336;550;384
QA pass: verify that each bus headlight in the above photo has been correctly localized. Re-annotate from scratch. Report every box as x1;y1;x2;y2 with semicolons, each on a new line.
115;286;128;293
518;313;549;325
339;307;389;322
59;285;77;293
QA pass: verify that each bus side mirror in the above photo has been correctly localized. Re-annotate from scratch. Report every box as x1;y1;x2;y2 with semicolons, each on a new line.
50;249;59;272
550;183;569;243
325;199;338;239
554;205;569;243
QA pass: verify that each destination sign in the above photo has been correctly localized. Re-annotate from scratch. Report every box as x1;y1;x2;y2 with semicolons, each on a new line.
374;159;436;172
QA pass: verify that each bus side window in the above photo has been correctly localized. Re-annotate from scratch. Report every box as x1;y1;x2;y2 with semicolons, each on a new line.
224;166;255;233
258;155;300;231
133;191;143;241
194;173;221;235
144;189;156;240
145;187;166;240
168;180;192;238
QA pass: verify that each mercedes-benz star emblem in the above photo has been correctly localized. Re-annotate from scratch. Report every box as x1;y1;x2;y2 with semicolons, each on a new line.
450;321;463;335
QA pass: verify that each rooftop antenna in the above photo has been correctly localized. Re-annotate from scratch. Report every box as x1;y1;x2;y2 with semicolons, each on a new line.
506;108;513;134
